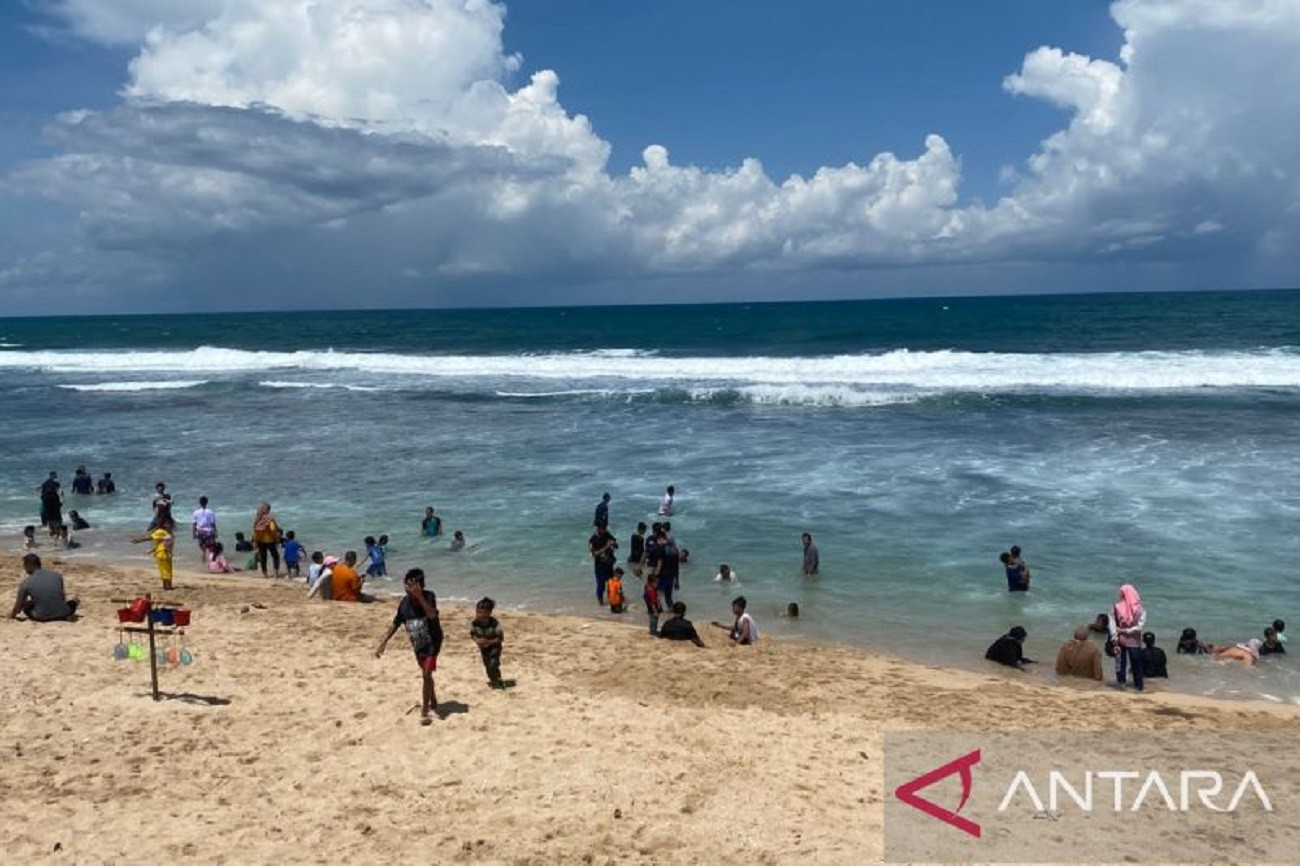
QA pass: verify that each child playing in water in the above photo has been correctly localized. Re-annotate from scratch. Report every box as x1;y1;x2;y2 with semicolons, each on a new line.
207;541;235;573
643;571;661;635
469;597;505;689
282;530;304;578
233;531;254;552
22;525;37;550
363;535;388;577
450;530;466;551
375;568;443;724
607;567;626;614
133;524;175;590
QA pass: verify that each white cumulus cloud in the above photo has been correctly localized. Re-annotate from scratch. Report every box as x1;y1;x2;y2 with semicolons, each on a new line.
4;0;1300;310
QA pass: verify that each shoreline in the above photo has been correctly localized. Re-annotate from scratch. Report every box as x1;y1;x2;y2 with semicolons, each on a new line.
19;544;1300;709
4;554;1300;863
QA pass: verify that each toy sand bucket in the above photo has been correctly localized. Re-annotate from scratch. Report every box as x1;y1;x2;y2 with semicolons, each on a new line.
152;608;175;626
117;608;134;623
173;609;191;626
129;597;150;621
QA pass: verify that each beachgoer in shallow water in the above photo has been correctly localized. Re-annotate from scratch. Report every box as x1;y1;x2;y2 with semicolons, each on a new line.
786;602;800;618
421;506;443;538
70;466;93;496
606;567;627;614
986;625;1034;669
96;472;115;494
11;554;78;622
588;521;617;605
1008;545;1031;583
642;572;660;636
801;532;819;576
1055;625;1102;681
594;492;611;528
191;496;217;554
1214;639;1262;666
1141;632;1169;678
233;531;254;553
68;510;90;531
999;551;1028;592
22;525;37;550
714;563;736;582
1176;627;1209;654
1273;619;1287;644
376;568;443;724
1108;583;1147;691
38;471;62;529
1088;613;1109;634
450;530;466;551
149;482;172;529
1260;627;1286;656
207;542;235;573
712;596;759;645
282;531;304;578
628;521;647;577
470;597;505;689
251;502;281;577
658;485;675;516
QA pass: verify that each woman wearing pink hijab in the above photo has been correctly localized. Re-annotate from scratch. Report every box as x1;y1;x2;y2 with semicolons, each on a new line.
1108;583;1147;691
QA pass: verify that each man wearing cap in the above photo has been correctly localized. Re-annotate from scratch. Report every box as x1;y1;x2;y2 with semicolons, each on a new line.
11;554;78;622
985;625;1035;668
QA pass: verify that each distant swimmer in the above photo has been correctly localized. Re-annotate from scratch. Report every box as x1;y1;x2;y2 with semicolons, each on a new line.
450;530;467;551
714;563;736;583
1273;619;1287;645
801;532;819;576
70;466;94;496
594;492;611;528
658;485;675;516
1261;627;1286;656
95;472;116;494
985;625;1034;669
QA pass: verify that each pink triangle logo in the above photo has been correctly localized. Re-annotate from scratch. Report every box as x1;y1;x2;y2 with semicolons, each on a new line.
893;749;982;838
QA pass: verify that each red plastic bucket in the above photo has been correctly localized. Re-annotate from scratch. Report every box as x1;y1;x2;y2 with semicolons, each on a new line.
129;597;150;621
173;609;191;626
117;607;133;623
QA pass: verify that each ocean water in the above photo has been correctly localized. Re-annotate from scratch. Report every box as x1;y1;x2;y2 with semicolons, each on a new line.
2;290;1298;702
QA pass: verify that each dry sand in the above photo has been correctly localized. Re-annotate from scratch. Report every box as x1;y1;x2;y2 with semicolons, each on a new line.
1;554;1297;864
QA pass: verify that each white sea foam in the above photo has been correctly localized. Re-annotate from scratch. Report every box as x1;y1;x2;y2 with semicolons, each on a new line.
57;380;207;392
6;346;1300;395
259;380;382;392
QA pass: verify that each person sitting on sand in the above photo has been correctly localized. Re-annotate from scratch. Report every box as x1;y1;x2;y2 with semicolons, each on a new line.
207;542;235;573
658;602;705;647
711;596;758;645
1054;625;1102;681
330;551;369;602
714;563;736;583
1176;627;1209;654
1088;613;1109;634
985;625;1034;669
1141;632;1169;678
375;568;443;725
308;554;336;599
1213;639;1262;666
1260;627;1286;656
10;554;78;622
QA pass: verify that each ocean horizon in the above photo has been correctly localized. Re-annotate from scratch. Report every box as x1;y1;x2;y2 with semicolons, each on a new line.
4;288;1298;702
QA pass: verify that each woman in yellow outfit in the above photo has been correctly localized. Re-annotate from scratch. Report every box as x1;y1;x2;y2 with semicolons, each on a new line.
133;503;176;589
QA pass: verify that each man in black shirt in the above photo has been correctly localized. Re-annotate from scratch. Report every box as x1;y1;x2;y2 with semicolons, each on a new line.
70;466;94;495
588;522;617;605
985;625;1034;669
657;602;705;647
1141;632;1169;677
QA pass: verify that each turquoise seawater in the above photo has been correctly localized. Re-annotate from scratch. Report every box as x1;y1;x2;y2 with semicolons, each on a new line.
2;290;1298;701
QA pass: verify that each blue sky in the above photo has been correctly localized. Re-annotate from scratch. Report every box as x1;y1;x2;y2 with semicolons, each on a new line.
0;1;1296;313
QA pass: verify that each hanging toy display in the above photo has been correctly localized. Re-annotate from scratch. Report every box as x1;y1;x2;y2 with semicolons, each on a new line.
110;594;197;701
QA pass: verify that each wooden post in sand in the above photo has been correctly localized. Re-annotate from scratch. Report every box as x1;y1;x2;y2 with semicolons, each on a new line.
114;594;189;702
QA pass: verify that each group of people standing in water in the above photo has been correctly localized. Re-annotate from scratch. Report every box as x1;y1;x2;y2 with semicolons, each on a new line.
988;550;1287;691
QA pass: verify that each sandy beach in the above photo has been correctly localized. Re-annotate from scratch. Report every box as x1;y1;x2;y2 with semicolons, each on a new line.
2;553;1298;865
